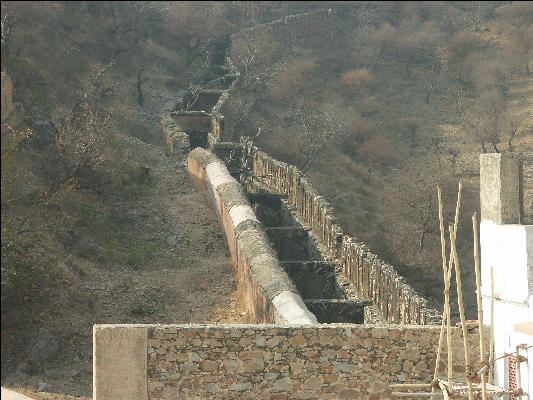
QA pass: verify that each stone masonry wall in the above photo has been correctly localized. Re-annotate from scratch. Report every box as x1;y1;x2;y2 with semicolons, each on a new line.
96;323;484;400
245;144;441;325
187;147;316;325
162;112;190;155
210;10;337;144
204;9;441;325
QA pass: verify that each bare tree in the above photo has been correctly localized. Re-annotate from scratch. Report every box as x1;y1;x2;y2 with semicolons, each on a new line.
507;116;521;152
383;155;457;263
232;29;286;92
357;135;394;182
51;60;117;189
289;103;346;174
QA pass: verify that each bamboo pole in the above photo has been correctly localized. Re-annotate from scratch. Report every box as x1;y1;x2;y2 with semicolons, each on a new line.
472;212;487;400
434;187;452;395
489;266;494;384
447;182;462;394
390;384;433;389
392;393;444;398
449;224;474;400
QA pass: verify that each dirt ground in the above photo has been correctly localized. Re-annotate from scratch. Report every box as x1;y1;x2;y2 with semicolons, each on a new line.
2;120;249;399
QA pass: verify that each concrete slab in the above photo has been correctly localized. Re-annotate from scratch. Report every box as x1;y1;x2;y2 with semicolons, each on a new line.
1;388;36;400
93;325;148;400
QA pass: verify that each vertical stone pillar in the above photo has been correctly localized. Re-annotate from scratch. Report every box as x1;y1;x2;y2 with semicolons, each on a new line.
480;153;521;224
93;325;148;400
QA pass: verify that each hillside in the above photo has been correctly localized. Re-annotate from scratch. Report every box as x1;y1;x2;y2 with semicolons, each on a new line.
1;2;256;397
1;1;532;397
222;1;533;316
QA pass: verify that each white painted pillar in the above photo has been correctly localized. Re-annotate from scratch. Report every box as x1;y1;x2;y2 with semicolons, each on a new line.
479;153;533;398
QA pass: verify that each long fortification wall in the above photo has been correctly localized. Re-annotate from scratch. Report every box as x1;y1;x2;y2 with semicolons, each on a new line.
187;147;317;325
210;9;338;144
244;144;441;325
94;323;486;400
206;9;441;325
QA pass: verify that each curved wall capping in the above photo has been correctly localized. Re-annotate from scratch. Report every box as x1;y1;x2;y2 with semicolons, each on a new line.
188;147;317;324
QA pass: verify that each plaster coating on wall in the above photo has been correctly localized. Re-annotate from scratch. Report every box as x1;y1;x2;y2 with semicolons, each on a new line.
479;152;533;395
188;147;316;324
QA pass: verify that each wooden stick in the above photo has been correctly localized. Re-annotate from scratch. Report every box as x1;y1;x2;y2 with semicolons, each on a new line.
473;212;487;400
392;393;444;398
434;187;451;392
392;393;443;398
489;266;494;384
450;224;474;400
439;381;450;400
433;305;447;381
447;182;462;393
390;384;433;389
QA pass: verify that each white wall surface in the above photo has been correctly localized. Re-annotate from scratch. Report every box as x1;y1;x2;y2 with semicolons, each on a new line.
480;220;533;397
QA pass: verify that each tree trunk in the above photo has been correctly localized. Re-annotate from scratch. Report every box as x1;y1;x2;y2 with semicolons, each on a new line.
137;71;147;106
419;230;426;251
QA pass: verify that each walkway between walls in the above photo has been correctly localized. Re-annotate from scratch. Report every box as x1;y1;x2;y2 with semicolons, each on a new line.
163;9;440;326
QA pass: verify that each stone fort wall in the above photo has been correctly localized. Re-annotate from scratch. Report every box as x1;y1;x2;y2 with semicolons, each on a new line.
188;147;317;325
94;323;486;400
243;144;441;325
208;9;440;325
94;10;463;399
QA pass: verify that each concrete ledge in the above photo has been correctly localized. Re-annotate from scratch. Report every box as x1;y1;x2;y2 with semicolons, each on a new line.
93;325;148;400
229;204;259;228
205;160;236;189
189;147;220;169
217;181;251;210
1;388;37;400
272;291;318;324
187;148;314;324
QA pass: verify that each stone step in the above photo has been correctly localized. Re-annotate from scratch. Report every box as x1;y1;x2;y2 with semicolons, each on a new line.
280;261;338;299
265;227;322;261
303;299;371;324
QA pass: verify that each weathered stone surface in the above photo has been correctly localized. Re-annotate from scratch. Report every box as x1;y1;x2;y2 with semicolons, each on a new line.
480;153;521;224
144;324;486;399
187;148;313;324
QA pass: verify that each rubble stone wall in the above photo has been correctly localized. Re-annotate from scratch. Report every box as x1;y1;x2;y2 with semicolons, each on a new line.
94;323;486;400
187;147;316;324
245;145;441;325
204;9;441;325
162;112;190;155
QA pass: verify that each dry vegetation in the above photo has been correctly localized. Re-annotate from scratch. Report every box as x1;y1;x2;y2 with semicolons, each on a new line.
0;1;264;396
222;1;533;315
0;1;532;397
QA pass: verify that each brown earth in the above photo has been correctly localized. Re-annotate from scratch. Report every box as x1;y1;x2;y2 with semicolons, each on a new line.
1;131;249;399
